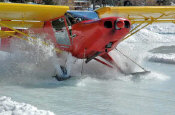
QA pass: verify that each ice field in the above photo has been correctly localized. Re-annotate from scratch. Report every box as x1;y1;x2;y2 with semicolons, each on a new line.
0;23;175;115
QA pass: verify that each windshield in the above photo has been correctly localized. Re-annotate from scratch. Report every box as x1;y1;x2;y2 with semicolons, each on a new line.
66;11;99;25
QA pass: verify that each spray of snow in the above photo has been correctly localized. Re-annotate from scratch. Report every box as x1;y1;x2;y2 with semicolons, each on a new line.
0;35;61;85
0;23;174;84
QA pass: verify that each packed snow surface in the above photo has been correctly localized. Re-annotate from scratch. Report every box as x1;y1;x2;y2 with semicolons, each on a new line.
0;96;55;115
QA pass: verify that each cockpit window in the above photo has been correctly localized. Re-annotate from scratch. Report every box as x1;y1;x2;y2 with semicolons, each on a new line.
66;11;99;25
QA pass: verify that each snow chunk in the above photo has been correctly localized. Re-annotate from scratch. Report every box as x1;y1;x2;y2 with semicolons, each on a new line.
0;96;55;115
147;53;175;64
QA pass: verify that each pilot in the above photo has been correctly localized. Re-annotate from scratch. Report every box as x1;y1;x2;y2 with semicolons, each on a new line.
73;17;82;24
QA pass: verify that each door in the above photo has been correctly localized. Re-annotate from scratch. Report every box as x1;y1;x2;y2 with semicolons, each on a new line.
52;17;71;48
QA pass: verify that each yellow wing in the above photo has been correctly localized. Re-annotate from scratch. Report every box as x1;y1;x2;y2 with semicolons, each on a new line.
0;3;69;28
0;3;66;53
96;6;175;24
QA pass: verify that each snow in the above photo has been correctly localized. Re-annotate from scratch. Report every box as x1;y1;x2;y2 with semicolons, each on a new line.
120;23;175;64
125;24;175;43
147;53;175;64
0;96;55;115
0;22;175;114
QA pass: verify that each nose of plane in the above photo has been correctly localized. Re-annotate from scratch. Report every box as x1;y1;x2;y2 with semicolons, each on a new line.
115;20;125;29
102;17;131;30
98;17;131;52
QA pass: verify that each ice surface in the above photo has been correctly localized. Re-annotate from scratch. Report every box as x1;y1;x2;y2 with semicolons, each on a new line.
0;96;55;115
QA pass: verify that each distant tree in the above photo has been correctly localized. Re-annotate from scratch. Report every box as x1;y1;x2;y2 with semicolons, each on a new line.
106;0;118;6
91;0;118;9
145;0;156;6
90;0;98;10
129;0;146;6
116;0;122;6
156;0;171;5
163;0;171;5
9;0;25;3
42;0;55;5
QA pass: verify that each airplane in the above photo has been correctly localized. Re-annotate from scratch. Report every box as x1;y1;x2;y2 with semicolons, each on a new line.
0;3;174;81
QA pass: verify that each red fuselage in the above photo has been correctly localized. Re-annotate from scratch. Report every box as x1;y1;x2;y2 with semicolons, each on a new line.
0;13;131;68
27;14;131;63
60;17;131;59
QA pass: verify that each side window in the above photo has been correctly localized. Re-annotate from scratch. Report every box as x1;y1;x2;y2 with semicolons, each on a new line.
52;18;65;31
52;17;71;46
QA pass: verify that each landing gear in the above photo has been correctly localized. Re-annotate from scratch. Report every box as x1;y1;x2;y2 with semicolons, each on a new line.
52;66;71;81
113;48;151;76
52;53;74;81
53;75;71;81
52;64;71;81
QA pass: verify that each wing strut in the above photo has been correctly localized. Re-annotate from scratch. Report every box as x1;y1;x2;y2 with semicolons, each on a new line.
115;48;147;72
122;13;167;41
115;48;150;75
